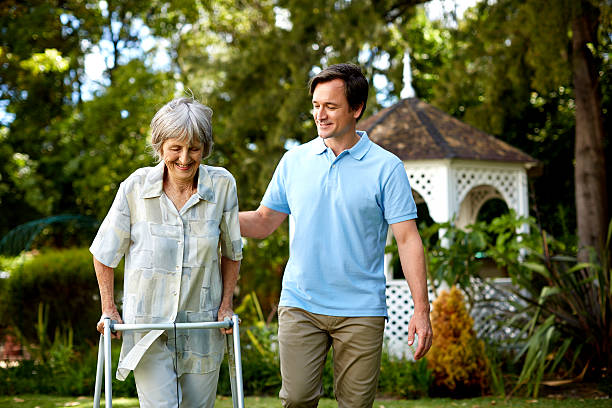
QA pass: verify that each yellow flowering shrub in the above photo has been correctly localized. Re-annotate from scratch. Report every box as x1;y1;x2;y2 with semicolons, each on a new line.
427;286;490;396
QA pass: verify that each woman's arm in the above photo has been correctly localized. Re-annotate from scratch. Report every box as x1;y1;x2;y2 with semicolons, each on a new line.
218;256;241;334
94;256;123;338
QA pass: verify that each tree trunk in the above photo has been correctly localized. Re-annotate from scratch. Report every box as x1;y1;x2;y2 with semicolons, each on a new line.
572;6;608;259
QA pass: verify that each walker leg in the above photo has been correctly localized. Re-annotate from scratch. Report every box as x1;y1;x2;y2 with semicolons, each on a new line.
232;315;245;408
226;334;238;408
93;334;104;408
104;318;113;408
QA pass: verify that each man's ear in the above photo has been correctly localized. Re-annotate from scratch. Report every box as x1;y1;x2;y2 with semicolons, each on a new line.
352;103;364;119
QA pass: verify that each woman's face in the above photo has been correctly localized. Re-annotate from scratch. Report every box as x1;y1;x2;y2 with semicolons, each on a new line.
161;138;203;184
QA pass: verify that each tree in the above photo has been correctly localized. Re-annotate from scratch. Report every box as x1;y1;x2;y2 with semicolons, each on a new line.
142;0;431;311
430;0;610;253
0;0;174;235
569;0;609;256
0;0;103;235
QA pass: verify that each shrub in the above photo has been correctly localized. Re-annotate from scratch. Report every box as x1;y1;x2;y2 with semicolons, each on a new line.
427;286;490;397
378;352;433;398
0;338;135;397
217;292;282;396
1;247;123;351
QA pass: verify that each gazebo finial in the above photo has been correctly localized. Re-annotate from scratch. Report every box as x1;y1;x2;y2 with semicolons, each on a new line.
400;50;416;99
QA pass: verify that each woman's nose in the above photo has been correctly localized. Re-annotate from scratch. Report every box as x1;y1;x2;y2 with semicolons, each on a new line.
180;149;189;162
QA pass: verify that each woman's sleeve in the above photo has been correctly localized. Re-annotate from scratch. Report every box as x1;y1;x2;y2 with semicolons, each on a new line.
89;182;131;268
219;174;243;261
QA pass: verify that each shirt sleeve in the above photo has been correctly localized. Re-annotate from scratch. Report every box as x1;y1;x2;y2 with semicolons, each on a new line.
261;154;291;214
382;161;418;224
89;182;131;268
219;173;243;261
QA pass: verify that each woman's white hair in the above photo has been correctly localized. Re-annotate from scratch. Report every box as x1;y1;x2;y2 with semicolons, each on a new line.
150;97;213;162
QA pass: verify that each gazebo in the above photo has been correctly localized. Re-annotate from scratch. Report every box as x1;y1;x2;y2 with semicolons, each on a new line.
357;97;538;357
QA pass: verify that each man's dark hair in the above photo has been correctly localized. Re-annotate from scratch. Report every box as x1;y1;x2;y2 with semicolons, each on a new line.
308;63;369;121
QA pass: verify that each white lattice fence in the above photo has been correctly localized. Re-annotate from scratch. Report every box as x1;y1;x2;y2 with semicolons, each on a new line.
384;280;436;359
466;278;526;342
385;278;524;358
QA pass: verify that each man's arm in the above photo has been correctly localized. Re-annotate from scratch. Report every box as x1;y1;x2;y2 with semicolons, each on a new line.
93;256;123;338
239;205;288;239
390;219;433;360
218;256;241;334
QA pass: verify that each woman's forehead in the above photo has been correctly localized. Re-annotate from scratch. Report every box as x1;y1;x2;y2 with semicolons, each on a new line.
163;136;202;148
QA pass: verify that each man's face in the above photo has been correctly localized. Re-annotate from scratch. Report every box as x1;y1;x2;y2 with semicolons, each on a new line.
312;79;362;141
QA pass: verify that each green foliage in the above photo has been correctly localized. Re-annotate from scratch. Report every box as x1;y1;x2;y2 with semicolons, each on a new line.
218;291;281;396
429;0;611;241
0;339;134;397
0;215;99;256
509;221;612;397
427;286;490;397
378;353;433;398
239;233;288;318
414;213;612;397
484;339;507;397
0;0;105;235
67;60;176;219
0;248;123;350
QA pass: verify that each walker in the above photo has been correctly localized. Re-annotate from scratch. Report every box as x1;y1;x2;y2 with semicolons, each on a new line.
93;315;245;408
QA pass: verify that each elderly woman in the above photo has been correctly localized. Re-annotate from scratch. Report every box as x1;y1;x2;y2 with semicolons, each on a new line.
90;97;242;408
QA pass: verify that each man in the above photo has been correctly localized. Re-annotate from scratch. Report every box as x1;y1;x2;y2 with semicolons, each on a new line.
239;63;432;407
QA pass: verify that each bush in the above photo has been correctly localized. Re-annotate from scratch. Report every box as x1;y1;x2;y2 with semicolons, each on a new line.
0;247;123;351
0;338;135;397
378;352;433;398
427;286;490;397
218;322;282;397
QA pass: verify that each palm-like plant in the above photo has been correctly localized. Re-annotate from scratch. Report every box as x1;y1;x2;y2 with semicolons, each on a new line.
411;213;611;397
507;221;611;397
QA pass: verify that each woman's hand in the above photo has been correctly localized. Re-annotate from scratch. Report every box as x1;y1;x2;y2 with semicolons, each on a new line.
96;304;123;339
218;305;235;334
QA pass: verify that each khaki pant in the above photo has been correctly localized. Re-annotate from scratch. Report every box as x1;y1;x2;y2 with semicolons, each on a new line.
278;307;385;408
133;336;220;408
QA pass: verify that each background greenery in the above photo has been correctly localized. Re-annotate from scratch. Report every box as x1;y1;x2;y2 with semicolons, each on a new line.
0;0;610;401
1;0;610;313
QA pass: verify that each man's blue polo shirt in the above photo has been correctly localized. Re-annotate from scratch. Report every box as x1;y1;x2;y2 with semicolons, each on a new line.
261;131;417;317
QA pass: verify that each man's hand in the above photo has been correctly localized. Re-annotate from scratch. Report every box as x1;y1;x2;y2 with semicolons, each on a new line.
407;310;433;360
96;304;123;339
218;305;236;335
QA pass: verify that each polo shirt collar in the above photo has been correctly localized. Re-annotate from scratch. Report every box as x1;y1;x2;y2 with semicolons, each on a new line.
311;136;327;155
348;131;372;160
140;162;215;202
310;131;373;160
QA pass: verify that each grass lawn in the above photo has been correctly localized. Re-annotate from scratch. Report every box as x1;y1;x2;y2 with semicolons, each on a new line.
0;395;610;407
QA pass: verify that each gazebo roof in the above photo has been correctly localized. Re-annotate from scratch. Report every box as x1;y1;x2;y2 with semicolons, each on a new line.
358;98;537;165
